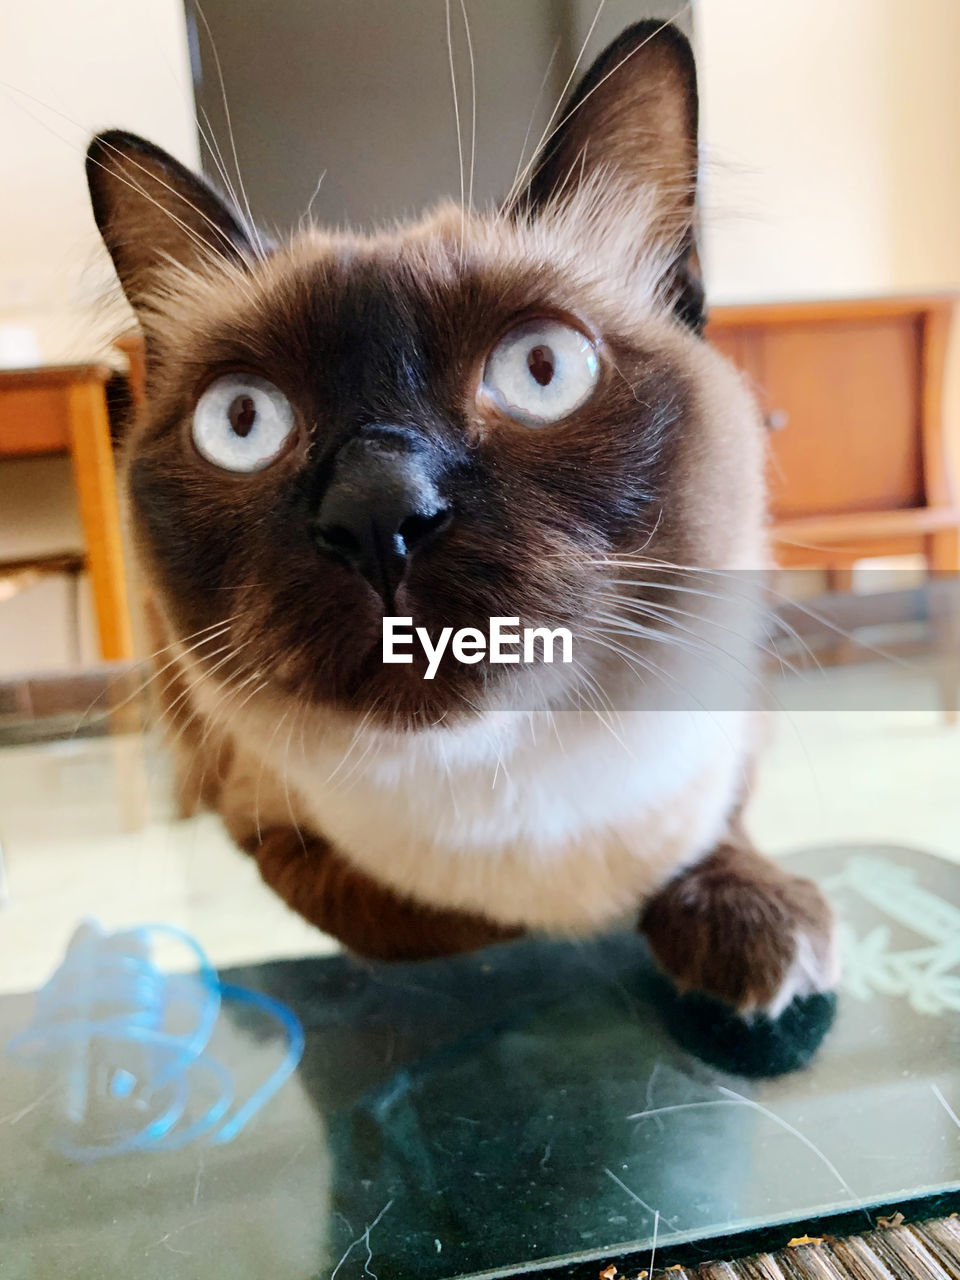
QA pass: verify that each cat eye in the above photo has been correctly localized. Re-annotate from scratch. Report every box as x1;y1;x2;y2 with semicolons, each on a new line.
192;373;296;472
482;319;600;426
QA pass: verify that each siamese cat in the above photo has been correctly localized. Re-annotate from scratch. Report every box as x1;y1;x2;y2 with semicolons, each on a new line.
86;21;836;1020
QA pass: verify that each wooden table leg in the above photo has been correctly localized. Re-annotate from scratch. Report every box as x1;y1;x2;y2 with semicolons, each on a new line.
67;377;133;661
927;527;960;573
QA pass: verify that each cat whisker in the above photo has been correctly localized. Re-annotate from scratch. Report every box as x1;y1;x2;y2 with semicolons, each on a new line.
458;0;477;218
536;137;591;216
324;699;381;787
71;616;241;737
154;663;248;766
192;0;269;262
593;606;773;711
206;674;272;751
548;643;622;734
578;625;750;773
500;0;608;216
165;655;264;807
280;705;309;857
139;638;238;726
158;636;256;730
545;704;565;753
592;607;766;701
335;697;391;790
489;725;511;790
589;605;800;739
434;729;462;817
195;665;267;755
198;104;248;225
139;0;249;244
715;1084;865;1216
595;554;893;673
297;691;313;770
578;621;709;713
254;705;295;843
562;551;826;672
97;135;257;266
511;36;562;196
300;168;328;232
444;0;466;262
578;624;674;698
567;654;625;732
145;613;245;663
610;355;656;409
593;590;800;678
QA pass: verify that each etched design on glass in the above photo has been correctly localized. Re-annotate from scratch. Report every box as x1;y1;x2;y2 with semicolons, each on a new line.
824;856;960;1016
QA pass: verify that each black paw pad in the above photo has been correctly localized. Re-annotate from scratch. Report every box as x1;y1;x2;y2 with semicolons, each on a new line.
651;977;837;1078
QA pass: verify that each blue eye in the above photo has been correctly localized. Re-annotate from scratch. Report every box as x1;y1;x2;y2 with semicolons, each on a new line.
482;319;599;426
192;373;296;472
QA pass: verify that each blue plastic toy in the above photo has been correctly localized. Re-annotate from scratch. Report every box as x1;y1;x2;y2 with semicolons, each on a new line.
6;919;304;1161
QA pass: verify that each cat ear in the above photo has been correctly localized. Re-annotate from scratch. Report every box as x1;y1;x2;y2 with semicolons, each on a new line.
512;21;704;333
86;130;263;312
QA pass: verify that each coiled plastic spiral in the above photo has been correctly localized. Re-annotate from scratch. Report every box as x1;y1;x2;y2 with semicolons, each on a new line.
6;919;304;1161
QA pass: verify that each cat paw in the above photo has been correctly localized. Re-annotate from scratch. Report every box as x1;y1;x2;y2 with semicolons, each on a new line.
650;982;837;1078
639;839;838;1018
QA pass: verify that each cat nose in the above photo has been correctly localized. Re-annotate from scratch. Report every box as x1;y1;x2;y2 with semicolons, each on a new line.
313;431;452;605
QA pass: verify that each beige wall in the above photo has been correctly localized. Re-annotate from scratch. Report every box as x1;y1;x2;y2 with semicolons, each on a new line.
697;0;960;303
0;0;198;363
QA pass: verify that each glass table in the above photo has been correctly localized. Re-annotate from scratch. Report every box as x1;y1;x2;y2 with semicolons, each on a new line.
1;580;959;1279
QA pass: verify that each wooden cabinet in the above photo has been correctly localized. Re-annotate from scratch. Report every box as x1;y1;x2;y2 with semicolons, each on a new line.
707;296;959;570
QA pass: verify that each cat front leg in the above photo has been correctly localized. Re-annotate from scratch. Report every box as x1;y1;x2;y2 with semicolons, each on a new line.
237;826;522;962
638;829;838;1018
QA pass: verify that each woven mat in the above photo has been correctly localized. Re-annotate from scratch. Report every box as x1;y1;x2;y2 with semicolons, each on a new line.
612;1216;960;1280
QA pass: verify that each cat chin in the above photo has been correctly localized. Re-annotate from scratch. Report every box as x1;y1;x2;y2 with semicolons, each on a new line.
181;650;574;743
301;665;586;735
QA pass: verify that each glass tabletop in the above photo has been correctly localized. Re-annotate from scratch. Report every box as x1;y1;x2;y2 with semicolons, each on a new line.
1;580;959;1279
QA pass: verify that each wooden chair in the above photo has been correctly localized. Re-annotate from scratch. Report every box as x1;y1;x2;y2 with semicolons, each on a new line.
0;364;133;662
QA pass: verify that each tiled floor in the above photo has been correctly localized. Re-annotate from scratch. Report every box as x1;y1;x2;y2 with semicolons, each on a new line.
0;734;339;993
1;696;959;995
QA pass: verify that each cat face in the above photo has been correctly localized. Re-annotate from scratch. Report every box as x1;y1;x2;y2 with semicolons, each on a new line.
87;21;766;730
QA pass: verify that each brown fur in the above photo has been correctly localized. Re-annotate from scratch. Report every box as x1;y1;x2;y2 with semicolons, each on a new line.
239;826;520;961
85;22;836;1012
640;825;837;1013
